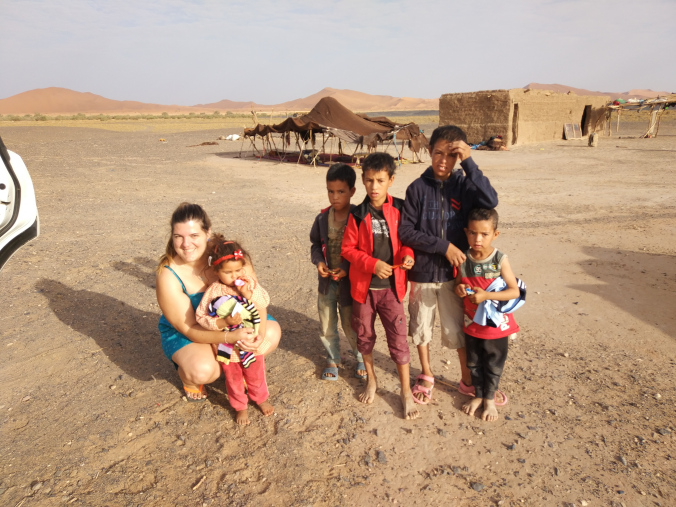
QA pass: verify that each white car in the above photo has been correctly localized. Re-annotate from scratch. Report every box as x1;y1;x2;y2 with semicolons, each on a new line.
0;136;39;271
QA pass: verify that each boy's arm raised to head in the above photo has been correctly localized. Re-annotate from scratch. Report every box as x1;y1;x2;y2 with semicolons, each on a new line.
341;214;378;274
460;157;499;209
400;186;454;255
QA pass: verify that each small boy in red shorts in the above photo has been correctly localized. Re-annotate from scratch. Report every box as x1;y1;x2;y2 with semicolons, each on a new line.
341;153;418;419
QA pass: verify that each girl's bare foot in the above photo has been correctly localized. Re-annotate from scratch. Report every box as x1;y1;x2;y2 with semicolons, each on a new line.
258;400;274;417
462;397;483;417
236;409;250;425
482;398;499;422
359;377;378;404
401;390;420;420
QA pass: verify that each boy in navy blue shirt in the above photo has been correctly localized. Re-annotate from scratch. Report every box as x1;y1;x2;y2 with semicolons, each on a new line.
399;125;499;407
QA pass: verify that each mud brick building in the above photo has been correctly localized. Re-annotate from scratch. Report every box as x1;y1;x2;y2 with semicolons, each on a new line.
439;89;610;146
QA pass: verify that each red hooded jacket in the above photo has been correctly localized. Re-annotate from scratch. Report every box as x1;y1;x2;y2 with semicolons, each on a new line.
341;194;414;304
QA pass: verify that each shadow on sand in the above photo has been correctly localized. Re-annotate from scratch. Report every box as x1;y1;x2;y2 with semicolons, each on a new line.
35;278;176;383
571;246;676;339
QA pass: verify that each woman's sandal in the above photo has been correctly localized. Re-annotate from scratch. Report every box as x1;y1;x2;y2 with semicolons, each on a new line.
354;362;367;380
183;384;207;402
321;366;339;381
458;379;508;406
411;374;435;405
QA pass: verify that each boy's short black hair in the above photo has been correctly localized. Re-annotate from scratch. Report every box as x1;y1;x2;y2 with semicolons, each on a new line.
361;152;396;177
429;125;468;152
326;162;356;189
468;208;499;230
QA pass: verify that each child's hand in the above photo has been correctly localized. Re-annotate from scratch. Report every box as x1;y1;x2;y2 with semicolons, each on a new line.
450;140;471;162
455;284;470;298
468;287;487;304
330;268;347;280
445;244;467;267
400;255;415;271
317;262;331;278
225;313;242;327
374;260;393;279
238;284;253;300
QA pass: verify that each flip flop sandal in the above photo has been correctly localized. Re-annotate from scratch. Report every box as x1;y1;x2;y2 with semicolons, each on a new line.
494;390;508;406
354;362;367;380
321;366;339;381
411;374;435;405
183;384;207;402
458;379;475;396
459;380;508;406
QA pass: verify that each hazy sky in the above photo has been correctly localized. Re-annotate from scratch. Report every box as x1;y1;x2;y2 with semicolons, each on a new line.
2;0;673;105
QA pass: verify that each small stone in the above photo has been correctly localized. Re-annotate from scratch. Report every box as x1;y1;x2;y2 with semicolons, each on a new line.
437;428;447;437
517;459;526;464
563;353;569;358
618;490;624;494
504;415;512;421
376;451;387;464
506;444;516;450
21;396;31;402
31;481;43;491
658;428;671;436
452;466;461;474
619;456;627;465
471;482;485;492
554;467;559;476
654;394;662;400
581;501;588;507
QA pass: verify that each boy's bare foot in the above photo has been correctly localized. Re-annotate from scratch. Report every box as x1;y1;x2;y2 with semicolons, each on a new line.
236;409;250;425
258;400;274;417
462;397;483;417
401;390;420;420
359;377;378;404
482;398;499;422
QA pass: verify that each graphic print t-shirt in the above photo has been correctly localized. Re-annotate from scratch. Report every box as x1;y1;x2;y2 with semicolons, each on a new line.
368;204;394;290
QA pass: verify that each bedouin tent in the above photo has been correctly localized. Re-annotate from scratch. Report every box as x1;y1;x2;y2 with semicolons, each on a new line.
242;96;429;165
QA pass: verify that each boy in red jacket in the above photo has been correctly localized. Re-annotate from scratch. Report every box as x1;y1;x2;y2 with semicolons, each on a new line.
341;153;418;419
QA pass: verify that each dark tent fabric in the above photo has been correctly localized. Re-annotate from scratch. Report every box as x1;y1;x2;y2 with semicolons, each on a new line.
243;96;428;159
245;97;411;139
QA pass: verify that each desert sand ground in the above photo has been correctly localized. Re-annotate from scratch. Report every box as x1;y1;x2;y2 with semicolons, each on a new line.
0;120;675;507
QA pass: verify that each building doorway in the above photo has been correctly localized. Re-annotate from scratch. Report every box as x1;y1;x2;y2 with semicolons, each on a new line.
581;105;592;136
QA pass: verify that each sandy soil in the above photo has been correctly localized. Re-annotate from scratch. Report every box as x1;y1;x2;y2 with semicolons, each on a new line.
0;122;675;507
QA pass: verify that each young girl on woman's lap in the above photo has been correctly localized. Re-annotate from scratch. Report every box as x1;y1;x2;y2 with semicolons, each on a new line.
196;236;274;425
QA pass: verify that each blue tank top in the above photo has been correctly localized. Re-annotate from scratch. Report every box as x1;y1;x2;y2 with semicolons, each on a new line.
158;265;205;335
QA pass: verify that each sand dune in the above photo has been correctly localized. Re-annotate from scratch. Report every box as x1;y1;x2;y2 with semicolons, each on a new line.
195;87;438;113
2;87;438;116
0;87;206;115
2;84;670;116
524;82;670;99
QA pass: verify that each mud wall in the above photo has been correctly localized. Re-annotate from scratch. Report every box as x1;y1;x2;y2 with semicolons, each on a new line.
438;89;610;145
507;89;610;144
439;90;511;145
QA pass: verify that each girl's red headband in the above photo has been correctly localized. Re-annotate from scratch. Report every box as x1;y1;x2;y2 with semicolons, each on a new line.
210;242;244;266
